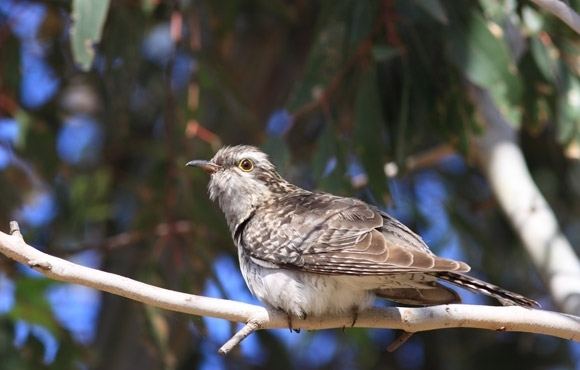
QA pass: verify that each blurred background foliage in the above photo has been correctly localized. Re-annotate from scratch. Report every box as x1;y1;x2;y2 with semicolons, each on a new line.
0;0;579;369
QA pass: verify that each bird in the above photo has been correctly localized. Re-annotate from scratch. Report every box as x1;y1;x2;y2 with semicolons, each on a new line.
187;145;539;327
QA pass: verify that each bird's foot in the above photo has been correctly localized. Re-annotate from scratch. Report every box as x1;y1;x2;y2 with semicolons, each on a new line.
350;308;359;327
287;314;299;333
342;307;359;331
284;310;306;333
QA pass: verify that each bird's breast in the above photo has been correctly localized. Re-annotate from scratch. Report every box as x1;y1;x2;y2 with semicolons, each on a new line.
237;249;375;318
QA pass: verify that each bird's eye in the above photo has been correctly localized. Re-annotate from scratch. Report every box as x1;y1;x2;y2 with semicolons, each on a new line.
238;158;254;172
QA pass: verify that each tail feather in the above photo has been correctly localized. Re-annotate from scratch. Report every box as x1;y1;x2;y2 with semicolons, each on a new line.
375;282;461;306
436;272;540;308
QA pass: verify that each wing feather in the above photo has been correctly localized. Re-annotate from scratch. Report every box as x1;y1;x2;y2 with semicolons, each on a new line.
241;192;470;275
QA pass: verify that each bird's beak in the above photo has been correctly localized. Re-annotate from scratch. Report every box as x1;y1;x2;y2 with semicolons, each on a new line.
186;160;221;174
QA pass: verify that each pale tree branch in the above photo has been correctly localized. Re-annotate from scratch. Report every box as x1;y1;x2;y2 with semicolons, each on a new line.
219;320;262;354
468;83;580;316
0;221;579;354
531;0;580;34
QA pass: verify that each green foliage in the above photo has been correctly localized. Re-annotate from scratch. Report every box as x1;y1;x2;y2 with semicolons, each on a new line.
69;170;112;223
354;64;388;199
311;123;349;193
412;0;448;24
9;278;58;333
446;8;522;124
70;0;111;71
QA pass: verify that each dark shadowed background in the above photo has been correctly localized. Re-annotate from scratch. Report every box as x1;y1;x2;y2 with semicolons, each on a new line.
0;0;579;369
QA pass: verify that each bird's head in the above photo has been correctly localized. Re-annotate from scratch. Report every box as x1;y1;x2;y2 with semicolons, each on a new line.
187;145;289;229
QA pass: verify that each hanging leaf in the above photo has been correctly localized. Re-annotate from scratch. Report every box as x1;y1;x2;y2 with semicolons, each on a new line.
346;0;379;49
557;75;580;144
312;123;349;194
287;27;346;110
371;44;400;62
262;136;291;176
354;64;388;201
446;10;522;125
412;0;448;24
9;278;59;334
70;0;111;71
287;2;359;111
530;36;559;84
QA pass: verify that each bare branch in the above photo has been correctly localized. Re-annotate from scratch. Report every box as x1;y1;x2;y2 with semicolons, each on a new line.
468;83;580;315
386;332;414;352
531;0;580;34
383;144;457;178
219;320;263;354
0;222;578;354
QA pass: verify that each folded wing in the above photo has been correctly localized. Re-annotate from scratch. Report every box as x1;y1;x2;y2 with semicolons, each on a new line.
242;192;470;275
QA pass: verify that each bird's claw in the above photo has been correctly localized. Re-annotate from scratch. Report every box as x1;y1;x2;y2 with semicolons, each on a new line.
287;315;298;333
284;311;305;333
343;308;359;331
350;308;359;327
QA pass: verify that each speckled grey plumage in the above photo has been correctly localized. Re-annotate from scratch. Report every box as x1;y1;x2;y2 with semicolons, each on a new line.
188;145;538;319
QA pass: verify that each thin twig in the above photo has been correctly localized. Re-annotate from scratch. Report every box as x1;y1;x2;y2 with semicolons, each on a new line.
218;320;263;355
58;220;195;256
9;221;21;237
384;144;457;177
386;331;414;352
405;144;456;172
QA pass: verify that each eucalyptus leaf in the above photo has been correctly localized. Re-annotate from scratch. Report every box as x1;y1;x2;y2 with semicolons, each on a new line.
347;0;379;48
412;0;448;24
262;136;291;176
371;45;399;62
10;278;59;335
557;76;580;144
287;21;346;110
447;11;522;125
70;0;111;71
530;36;559;83
313;123;349;194
354;64;388;201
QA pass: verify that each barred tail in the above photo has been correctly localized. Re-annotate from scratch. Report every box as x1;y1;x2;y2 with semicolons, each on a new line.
436;272;540;308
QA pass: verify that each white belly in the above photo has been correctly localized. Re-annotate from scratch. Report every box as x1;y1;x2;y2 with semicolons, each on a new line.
238;251;375;318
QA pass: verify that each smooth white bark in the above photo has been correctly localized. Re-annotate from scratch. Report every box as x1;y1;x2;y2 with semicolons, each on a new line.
0;221;578;353
469;84;580;316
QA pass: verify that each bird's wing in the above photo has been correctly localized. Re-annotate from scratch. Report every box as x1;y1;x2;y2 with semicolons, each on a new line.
240;193;470;275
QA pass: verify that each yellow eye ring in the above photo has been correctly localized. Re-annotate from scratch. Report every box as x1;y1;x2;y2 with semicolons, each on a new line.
238;158;254;172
